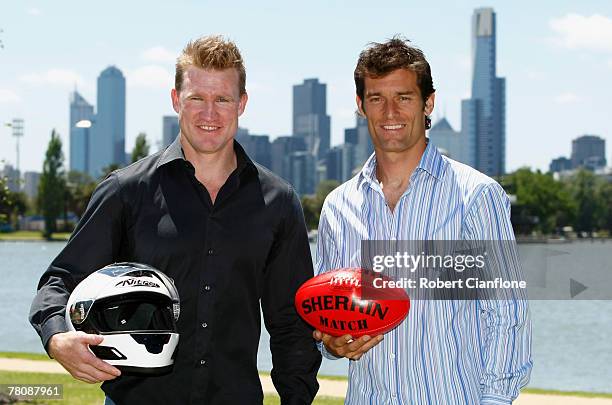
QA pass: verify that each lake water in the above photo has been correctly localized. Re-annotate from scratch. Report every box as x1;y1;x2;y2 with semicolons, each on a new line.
1;240;611;393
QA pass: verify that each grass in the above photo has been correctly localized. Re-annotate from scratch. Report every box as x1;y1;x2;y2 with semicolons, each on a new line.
0;230;71;241
0;370;344;405
3;352;612;401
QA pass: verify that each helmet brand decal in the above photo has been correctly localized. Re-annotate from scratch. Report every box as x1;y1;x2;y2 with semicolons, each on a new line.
115;278;161;288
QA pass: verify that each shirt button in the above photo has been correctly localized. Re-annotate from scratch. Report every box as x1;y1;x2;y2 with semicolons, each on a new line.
204;285;211;292
391;393;397;398
201;322;208;328
207;248;214;255
390;353;395;359
200;359;207;366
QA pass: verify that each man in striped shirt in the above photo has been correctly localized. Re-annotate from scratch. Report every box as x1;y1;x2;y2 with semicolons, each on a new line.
313;37;532;404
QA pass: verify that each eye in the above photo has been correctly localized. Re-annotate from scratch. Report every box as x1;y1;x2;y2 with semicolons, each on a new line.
368;96;382;104
399;95;411;102
189;96;202;101
216;96;231;103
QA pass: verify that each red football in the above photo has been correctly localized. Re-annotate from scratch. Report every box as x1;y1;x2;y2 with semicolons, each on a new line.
295;268;410;338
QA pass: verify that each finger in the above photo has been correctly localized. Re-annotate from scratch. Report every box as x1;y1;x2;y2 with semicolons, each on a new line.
82;350;121;377
80;363;120;382
78;333;104;346
312;330;322;341
346;335;384;359
330;334;353;349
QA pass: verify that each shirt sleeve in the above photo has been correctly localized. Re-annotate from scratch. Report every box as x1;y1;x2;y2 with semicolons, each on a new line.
28;173;126;352
260;186;322;404
462;182;533;404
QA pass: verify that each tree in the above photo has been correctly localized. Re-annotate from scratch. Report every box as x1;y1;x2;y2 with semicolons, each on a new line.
131;132;150;163
301;180;340;230
501;168;575;234
38;130;66;238
65;170;97;218
570;169;602;234
596;181;612;233
100;163;121;181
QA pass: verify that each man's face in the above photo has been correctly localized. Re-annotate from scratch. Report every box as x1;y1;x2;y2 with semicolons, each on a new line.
357;68;434;155
171;66;247;156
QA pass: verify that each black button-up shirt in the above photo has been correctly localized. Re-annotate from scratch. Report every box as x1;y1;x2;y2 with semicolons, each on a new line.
29;137;321;404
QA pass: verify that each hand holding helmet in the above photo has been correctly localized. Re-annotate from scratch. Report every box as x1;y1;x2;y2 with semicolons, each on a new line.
54;262;181;382
48;331;121;383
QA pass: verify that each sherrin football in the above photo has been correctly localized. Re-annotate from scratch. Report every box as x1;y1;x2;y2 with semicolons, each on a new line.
295;268;410;338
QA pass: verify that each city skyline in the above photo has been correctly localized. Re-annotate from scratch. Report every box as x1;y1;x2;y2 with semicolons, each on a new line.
1;1;611;173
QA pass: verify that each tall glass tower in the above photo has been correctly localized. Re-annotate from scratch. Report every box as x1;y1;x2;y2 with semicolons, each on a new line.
90;66;126;177
467;8;506;176
292;78;331;160
69;90;94;173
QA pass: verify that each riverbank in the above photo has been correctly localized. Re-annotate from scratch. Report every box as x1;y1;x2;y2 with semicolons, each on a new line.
1;354;611;404
0;231;70;241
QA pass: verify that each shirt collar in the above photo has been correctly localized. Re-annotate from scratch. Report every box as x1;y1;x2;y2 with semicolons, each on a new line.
157;134;257;175
358;140;446;190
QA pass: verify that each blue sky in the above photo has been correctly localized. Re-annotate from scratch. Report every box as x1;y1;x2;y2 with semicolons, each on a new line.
1;0;611;174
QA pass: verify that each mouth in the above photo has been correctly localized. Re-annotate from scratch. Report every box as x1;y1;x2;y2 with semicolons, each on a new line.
381;124;406;130
196;125;221;132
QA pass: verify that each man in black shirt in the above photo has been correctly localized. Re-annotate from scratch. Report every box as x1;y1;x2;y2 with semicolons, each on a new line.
29;35;321;404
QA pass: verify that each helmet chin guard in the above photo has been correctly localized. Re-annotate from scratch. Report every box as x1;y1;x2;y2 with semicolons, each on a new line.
66;262;180;376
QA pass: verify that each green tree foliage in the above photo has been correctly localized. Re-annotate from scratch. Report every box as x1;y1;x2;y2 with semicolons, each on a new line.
569;169;601;233
596;181;612;233
502;168;575;234
37;130;66;238
301;180;340;230
131;132;150;163
0;175;11;225
100;163;121;181
65;170;97;218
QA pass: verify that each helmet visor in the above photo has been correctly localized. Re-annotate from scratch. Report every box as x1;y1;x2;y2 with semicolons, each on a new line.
83;292;177;333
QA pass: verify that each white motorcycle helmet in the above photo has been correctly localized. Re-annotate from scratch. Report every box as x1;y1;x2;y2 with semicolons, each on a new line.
66;262;180;375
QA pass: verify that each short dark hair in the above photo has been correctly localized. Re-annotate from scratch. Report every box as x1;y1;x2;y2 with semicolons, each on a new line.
354;35;435;104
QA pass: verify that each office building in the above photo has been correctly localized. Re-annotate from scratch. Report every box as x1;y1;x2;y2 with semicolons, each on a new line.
571;135;606;170
69;91;94;173
162;115;180;147
89;66;126;177
293;78;331;159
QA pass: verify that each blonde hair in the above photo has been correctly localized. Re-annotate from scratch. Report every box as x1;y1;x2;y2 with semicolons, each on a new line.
175;35;246;95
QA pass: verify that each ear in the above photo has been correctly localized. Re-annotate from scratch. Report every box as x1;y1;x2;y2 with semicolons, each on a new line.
238;93;248;117
171;89;180;113
424;92;435;116
356;95;366;118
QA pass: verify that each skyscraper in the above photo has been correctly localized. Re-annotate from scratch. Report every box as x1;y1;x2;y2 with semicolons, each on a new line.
69;90;94;173
464;7;506;176
571;135;606;170
292;78;331;159
89;66;126;177
162;115;180;147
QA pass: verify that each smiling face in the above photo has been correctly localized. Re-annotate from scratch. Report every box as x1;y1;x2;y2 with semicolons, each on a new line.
171;66;247;157
357;68;434;156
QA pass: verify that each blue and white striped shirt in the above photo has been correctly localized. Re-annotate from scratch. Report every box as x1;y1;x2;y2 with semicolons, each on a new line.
316;143;532;405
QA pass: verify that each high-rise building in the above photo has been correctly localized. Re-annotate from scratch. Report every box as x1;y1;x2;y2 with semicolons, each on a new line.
235;128;272;168
0;164;20;193
428;117;467;162
162;115;180;147
549;157;572;173
89;66;126;177
571;135;606;170
293;78;331;159
23;171;41;200
270;136;307;182
69;91;94;173
463;7;506;176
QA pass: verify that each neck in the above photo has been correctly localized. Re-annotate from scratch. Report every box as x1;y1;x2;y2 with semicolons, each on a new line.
180;135;237;185
375;137;427;191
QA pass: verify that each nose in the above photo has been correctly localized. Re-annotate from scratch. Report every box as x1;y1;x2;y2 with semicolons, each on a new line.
384;100;399;119
198;101;217;121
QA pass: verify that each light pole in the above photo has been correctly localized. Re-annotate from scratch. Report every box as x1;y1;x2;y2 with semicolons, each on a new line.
7;119;24;173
